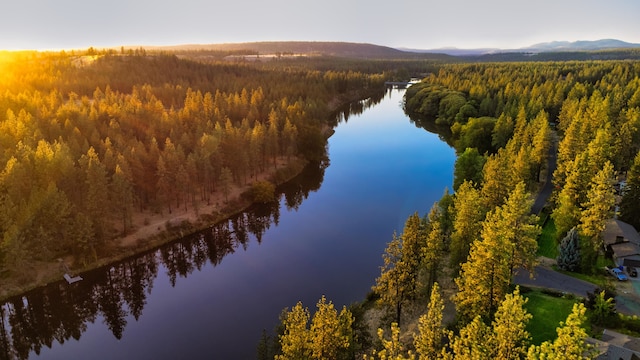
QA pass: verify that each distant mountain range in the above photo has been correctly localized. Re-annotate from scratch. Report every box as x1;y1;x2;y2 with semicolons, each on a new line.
148;41;453;60
404;39;640;56
146;39;640;62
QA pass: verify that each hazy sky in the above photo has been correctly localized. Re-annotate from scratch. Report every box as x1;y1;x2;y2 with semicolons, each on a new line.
2;0;639;50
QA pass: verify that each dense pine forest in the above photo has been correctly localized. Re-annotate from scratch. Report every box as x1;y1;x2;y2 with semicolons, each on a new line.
4;45;640;359
267;60;640;359
0;49;407;286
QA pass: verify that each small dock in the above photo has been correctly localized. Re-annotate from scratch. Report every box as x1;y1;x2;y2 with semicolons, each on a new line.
64;273;83;284
59;259;83;284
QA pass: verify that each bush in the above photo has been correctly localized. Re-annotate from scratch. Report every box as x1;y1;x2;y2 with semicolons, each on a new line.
251;181;276;203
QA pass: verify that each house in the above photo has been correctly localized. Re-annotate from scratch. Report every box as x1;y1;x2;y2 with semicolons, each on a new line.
589;329;640;360
602;219;640;268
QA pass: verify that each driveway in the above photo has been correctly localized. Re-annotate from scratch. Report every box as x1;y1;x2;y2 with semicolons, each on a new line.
531;137;557;215
514;263;597;297
514;259;640;315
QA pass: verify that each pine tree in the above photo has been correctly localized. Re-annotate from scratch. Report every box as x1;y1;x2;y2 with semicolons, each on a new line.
422;208;444;296
454;183;539;321
579;161;615;251
449;181;485;276
557;227;581;272
365;323;415;360
620;151;640;230
531;111;552;182
276;302;311;360
415;283;445;360
446;315;491;359
309;296;353;360
373;213;425;325
219;167;233;203
491;286;532;360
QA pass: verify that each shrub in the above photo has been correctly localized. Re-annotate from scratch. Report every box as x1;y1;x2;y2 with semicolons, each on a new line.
251;180;276;203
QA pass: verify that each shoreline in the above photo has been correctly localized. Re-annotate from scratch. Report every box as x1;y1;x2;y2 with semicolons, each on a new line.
0;157;308;301
0;89;380;303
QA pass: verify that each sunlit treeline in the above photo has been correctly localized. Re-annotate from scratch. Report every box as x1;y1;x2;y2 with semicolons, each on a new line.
0;51;387;271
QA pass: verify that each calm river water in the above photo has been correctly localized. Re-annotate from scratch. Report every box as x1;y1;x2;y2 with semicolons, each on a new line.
1;88;455;360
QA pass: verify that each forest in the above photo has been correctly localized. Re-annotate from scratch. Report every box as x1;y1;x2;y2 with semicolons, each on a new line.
266;60;640;359
0;49;412;289
4;46;640;359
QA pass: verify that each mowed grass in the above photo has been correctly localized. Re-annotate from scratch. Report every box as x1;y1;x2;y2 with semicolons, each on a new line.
537;216;558;259
523;289;577;345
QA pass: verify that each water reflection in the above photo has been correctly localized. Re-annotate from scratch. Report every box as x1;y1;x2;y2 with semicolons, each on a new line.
0;88;452;360
0;158;326;360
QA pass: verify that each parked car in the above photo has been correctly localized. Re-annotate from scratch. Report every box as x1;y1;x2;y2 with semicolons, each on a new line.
612;268;629;281
628;266;638;277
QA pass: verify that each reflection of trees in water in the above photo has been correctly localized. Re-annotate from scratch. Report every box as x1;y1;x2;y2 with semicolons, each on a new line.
330;90;387;126
0;159;326;360
404;109;456;148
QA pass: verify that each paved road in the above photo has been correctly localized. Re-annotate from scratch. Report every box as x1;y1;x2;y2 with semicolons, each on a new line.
514;264;597;297
515;262;640;315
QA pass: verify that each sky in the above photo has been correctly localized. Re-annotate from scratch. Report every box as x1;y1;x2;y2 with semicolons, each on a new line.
1;0;639;51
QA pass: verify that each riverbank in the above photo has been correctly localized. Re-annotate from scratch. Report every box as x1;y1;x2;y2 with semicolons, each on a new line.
0;157;309;301
0;89;381;303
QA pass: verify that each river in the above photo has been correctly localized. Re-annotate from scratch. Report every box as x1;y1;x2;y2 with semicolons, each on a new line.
0;88;456;360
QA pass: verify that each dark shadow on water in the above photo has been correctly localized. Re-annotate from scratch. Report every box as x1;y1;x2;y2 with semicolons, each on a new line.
0;158;327;360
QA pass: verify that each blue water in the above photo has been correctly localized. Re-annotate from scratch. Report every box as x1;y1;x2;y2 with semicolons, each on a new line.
7;89;455;360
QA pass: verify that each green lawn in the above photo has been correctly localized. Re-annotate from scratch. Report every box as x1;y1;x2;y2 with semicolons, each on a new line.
523;289;577;345
537;216;558;259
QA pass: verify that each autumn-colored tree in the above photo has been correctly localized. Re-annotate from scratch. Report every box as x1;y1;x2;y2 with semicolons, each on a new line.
365;322;415;360
276;296;354;360
414;283;445;360
309;296;353;360
579;161;615;251
422;207;445;296
454;183;539;321
449;181;485;276
445;315;491;360
276;302;311;360
491;286;532;360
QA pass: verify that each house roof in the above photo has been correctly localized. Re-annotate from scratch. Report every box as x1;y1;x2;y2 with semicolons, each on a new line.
610;242;640;258
602;329;640;353
603;219;640;246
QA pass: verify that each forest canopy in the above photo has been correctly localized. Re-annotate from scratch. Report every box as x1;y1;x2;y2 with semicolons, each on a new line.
0;49;395;271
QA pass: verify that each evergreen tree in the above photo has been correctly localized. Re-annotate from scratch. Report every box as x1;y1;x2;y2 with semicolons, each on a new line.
219;167;233;203
446;315;491;360
620;151;640;230
365;323;414;360
309;296;353;360
449;181;485;276
373;213;425;325
579;161;615;251
557;227;581;272
422;208;444;296
276;302;310;360
453;148;485;191
415;283;445;360
454;183;539;321
491;286;532;360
